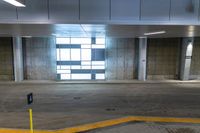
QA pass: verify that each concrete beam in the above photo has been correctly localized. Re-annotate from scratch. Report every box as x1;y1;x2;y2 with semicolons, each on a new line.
180;38;194;81
138;37;147;81
13;37;24;82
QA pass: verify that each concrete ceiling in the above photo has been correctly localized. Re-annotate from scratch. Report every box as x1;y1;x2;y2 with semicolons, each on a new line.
0;24;198;38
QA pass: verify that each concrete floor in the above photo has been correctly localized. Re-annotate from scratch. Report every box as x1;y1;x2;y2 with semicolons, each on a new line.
0;82;200;130
87;122;200;133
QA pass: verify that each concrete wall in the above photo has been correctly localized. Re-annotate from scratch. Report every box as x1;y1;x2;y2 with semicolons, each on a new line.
0;37;14;80
23;37;56;80
147;38;181;80
190;37;200;79
106;38;136;80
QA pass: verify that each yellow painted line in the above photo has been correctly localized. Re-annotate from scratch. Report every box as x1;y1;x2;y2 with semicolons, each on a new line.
0;129;28;133
131;116;200;124
2;116;200;133
56;117;134;133
0;128;54;133
56;116;200;133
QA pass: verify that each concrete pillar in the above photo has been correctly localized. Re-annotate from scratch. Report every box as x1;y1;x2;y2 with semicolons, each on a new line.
13;37;24;82
180;38;194;80
138;37;147;81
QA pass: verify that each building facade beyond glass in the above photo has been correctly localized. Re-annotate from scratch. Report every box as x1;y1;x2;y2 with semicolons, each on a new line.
56;37;105;80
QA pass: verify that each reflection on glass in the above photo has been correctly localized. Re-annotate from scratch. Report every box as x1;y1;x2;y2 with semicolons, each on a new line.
82;61;91;65
61;74;70;80
56;38;70;44
92;66;105;69
57;65;61;69
92;61;105;65
81;45;91;48
71;49;80;61
92;45;105;49
81;49;91;61
71;38;91;44
56;37;105;80
57;70;70;74
57;49;60;61
60;49;70;60
96;38;105;44
61;65;70;69
96;74;105;79
81;66;91;69
71;66;81;69
71;74;91;80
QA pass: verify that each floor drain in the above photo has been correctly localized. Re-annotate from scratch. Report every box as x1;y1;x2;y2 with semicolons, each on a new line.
74;97;81;100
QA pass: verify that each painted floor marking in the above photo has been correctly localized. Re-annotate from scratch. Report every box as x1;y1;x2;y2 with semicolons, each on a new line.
1;116;200;133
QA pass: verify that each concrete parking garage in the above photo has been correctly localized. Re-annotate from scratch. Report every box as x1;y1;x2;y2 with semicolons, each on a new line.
0;82;200;132
1;0;200;132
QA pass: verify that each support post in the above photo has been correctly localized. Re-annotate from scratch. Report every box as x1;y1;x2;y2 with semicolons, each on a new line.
138;37;147;81
13;37;24;82
180;38;194;80
29;109;33;133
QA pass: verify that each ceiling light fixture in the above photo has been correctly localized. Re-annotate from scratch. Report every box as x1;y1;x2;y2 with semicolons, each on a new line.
144;31;166;36
3;0;25;7
22;36;32;38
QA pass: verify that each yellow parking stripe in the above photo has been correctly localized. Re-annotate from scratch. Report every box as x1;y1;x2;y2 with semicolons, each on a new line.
1;116;200;133
131;116;200;124
57;116;200;133
57;117;134;133
0;128;54;133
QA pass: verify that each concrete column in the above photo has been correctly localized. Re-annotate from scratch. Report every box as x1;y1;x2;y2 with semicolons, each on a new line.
138;37;147;81
180;38;194;80
13;37;24;82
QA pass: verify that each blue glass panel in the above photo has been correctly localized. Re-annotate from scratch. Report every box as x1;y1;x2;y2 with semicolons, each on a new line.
56;44;81;48
91;37;96;44
91;49;105;61
71;69;91;73
92;69;105;73
71;69;105;74
57;61;81;65
92;74;96;80
57;74;61;80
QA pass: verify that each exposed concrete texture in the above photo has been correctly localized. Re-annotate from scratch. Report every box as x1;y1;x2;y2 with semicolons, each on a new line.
147;38;181;80
0;82;200;129
0;37;14;81
13;37;24;82
23;37;56;80
87;122;200;133
180;38;194;80
106;38;136;80
138;37;147;81
190;37;200;79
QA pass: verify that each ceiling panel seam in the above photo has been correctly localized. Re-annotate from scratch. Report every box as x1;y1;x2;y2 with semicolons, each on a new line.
16;7;18;20
79;0;81;20
169;0;172;21
109;0;111;20
139;0;142;20
198;0;200;21
47;0;50;20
